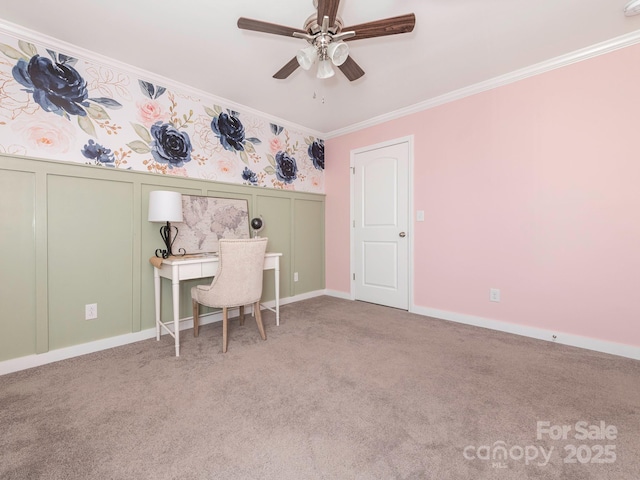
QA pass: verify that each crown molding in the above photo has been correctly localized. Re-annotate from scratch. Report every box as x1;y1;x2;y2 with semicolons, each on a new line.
0;19;325;139
325;29;640;139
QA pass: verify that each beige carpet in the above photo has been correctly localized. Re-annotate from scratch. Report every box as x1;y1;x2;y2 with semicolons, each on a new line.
1;296;639;479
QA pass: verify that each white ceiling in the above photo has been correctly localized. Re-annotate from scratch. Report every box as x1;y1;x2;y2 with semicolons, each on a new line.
1;0;640;135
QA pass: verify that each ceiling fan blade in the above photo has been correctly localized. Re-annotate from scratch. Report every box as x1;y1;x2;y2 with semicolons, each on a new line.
342;13;415;41
238;17;306;38
338;56;365;82
317;0;341;27
273;57;300;79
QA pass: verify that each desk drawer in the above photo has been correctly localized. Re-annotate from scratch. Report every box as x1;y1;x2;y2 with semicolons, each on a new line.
178;263;203;279
201;262;219;277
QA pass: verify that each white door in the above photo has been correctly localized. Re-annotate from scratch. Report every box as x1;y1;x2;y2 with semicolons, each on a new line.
353;141;409;310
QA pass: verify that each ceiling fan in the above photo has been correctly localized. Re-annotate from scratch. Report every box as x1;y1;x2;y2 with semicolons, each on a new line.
237;0;416;81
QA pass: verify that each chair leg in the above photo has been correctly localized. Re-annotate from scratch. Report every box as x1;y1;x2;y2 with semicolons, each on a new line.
254;302;266;341
192;299;200;337
239;305;245;326
222;307;229;353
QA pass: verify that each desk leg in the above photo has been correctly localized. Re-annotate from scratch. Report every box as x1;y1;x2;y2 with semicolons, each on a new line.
275;258;280;326
172;276;181;357
154;267;161;341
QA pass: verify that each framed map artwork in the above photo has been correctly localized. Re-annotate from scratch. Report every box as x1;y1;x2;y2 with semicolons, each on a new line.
172;195;250;254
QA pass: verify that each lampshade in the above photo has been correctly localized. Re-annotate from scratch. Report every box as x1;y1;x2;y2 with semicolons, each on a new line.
316;58;335;79
296;46;318;70
148;191;183;222
327;41;349;66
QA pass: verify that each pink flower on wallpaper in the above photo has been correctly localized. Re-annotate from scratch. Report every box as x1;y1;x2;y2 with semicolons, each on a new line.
137;100;167;127
13;113;76;154
270;137;283;154
217;157;239;178
310;175;322;189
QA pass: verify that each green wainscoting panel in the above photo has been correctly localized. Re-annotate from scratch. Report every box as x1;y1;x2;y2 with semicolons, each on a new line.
294;199;325;295
0;169;37;361
256;194;292;302
47;175;134;349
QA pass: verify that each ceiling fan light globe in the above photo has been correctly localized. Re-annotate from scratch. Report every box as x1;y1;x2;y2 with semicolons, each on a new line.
316;59;335;79
328;41;349;66
624;0;640;15
296;46;317;70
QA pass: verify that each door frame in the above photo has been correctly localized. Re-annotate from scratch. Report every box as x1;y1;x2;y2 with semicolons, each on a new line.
349;135;415;312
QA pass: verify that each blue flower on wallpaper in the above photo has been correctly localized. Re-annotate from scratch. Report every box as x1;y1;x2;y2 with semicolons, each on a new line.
208;109;261;157
81;139;115;164
211;111;246;151
13;53;89;116
242;167;258;185
150;122;192;167
275;151;298;184
7;47;123;137
308;139;324;170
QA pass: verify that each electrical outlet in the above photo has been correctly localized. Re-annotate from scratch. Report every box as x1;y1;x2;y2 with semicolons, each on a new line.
489;288;501;302
416;210;425;222
85;303;98;320
294;272;299;282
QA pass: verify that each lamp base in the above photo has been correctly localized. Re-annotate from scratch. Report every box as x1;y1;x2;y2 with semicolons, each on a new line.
155;222;185;259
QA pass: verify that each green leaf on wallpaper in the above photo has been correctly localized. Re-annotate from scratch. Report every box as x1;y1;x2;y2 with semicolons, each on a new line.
127;140;151;154
264;166;276;175
88;97;123;109
266;154;276;167
304;136;313;145
214;105;222;115
239;150;249;165
204;106;217;118
131;123;152;143
244;142;255;154
18;41;37;58
77;116;96;137
0;43;27;61
85;104;110;120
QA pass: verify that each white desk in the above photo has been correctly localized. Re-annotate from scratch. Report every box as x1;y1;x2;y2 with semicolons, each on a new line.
153;252;282;356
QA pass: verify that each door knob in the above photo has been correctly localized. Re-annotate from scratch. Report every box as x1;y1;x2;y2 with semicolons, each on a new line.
399;232;406;238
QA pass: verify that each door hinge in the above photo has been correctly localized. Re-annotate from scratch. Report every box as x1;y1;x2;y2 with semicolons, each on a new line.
351;167;355;174
353;273;355;280
352;220;355;228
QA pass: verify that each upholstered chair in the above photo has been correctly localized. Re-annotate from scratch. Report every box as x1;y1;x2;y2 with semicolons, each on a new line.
191;238;268;353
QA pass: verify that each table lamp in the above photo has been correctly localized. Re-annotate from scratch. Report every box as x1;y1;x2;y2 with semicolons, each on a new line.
148;190;184;258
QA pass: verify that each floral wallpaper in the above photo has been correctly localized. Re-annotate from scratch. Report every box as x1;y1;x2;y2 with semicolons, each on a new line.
0;31;324;193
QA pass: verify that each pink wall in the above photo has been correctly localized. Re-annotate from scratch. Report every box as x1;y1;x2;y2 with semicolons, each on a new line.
325;43;640;348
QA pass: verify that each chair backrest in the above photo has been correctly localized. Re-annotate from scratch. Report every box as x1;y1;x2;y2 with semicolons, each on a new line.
202;238;268;308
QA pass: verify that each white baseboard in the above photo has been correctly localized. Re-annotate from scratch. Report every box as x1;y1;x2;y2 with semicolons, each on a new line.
324;289;353;300
324;291;640;361
0;330;156;376
276;289;326;305
0;290;326;376
412;305;640;361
